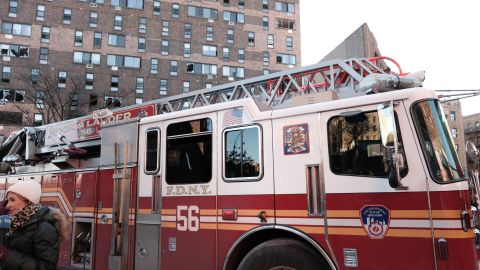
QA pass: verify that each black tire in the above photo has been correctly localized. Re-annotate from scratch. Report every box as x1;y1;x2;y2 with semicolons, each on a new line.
237;238;329;270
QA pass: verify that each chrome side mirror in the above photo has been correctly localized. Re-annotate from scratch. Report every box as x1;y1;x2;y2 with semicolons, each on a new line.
377;102;396;148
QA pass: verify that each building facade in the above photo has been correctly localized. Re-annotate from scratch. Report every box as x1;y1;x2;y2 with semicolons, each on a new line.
0;0;301;137
463;112;480;170
442;99;467;169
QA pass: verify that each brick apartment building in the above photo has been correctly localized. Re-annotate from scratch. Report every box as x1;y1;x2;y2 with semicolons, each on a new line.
442;99;467;168
463;112;480;169
0;0;301;137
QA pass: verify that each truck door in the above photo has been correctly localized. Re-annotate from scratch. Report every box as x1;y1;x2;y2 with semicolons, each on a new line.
320;103;435;270
410;99;478;270
160;115;217;270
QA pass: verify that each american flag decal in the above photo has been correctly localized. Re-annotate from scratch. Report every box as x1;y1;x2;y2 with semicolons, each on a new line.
223;108;243;127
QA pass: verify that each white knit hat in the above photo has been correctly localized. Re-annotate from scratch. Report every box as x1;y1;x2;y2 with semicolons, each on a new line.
6;181;42;204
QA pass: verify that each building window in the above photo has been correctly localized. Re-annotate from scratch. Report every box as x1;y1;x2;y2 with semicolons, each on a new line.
262;16;269;29
206;26;214;41
89;94;98;110
73;52;101;65
223;47;230;59
35;91;44;109
183;81;190;93
153;1;160;15
58;71;67;88
262;0;269;11
70;94;79;111
2;66;11;83
74;30;83;47
276;53;296;65
160;79;168;95
162;21;170;36
286;36;293;51
31;68;39;84
114;15;122;30
161;40;169;55
450;111;456;121
1;22;32;36
108;34;125;47
41;26;50;43
85;73;94;90
276;18;295;30
136;77;144;93
94;32;102;48
186;62;217;75
227;29;234;44
111;75;119;91
451;128;457;138
187;6;218;20
468;123;473;132
263;51;269;65
263;69;270;75
135;98;143;104
477;137;480;147
248;32;255;46
239;0;245;8
151;58;159;74
107;54;141;68
170;60;178;76
223;66;244;78
63;8;72;24
202;45;217;57
105;96;122;108
184;43;191;57
8;0;18;17
36;5;45;21
172;4;180;18
267;34;274;48
0;44;30;58
476;122;480;131
34;114;43;126
90;12;98;27
238;48;245;63
184;23;192;39
275;1;295;13
138;37;146;52
111;0;144;9
39;47;48;64
139;17;147;33
223;11;245;23
166;118;212;184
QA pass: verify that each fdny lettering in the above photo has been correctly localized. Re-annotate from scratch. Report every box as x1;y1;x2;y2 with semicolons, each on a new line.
166;185;211;196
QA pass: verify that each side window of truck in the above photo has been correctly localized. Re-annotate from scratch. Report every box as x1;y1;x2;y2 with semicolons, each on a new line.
166;118;212;184
144;128;161;175
223;125;263;181
327;111;408;178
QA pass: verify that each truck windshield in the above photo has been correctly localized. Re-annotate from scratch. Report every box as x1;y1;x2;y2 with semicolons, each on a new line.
412;100;466;183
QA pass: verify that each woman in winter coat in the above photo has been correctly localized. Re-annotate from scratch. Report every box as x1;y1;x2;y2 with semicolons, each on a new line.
0;180;70;270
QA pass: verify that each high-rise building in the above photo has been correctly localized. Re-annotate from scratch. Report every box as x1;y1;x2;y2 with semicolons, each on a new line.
0;0;301;137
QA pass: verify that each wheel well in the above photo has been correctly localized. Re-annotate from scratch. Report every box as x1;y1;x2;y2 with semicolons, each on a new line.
223;226;334;270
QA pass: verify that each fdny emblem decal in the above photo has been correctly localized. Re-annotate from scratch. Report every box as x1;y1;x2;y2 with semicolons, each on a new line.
283;123;310;155
360;205;390;239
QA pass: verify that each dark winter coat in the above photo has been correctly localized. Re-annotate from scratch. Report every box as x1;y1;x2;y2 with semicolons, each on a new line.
1;206;70;270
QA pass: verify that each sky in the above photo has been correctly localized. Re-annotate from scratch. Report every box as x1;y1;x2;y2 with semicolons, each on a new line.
300;0;480;115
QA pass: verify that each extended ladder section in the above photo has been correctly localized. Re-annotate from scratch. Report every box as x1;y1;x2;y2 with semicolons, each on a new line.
152;57;389;113
0;57;423;171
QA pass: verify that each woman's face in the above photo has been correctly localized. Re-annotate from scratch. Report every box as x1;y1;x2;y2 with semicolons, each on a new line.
6;192;28;215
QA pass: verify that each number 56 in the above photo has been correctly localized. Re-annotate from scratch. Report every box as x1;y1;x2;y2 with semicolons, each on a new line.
176;205;200;232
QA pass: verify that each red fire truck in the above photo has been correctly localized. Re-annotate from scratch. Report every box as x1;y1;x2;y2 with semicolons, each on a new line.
0;57;478;270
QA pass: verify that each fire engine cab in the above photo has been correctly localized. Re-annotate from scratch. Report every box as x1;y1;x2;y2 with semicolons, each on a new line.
0;57;478;270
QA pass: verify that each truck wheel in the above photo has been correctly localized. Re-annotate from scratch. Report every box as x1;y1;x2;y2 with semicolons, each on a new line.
237;238;329;270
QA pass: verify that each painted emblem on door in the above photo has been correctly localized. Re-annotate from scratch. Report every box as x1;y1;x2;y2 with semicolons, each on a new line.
283;123;310;155
360;205;390;239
